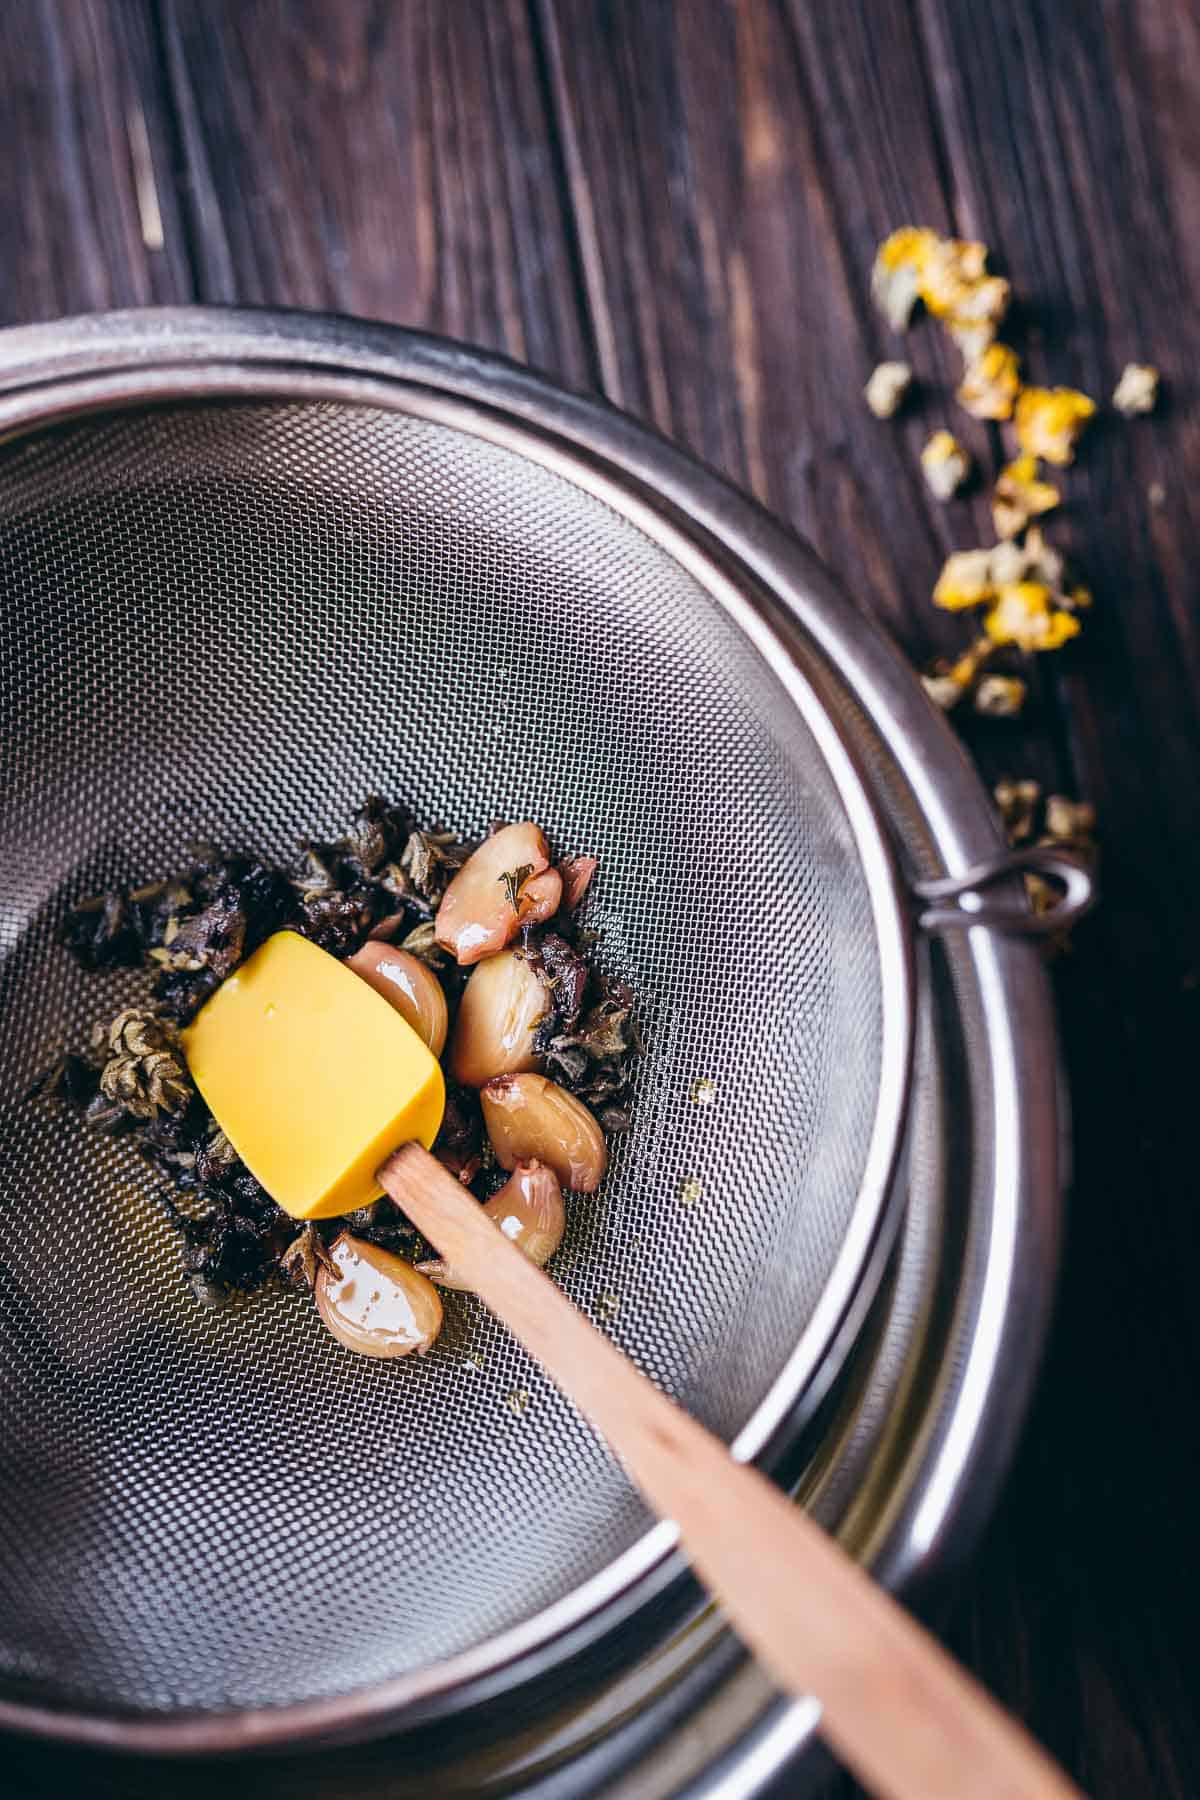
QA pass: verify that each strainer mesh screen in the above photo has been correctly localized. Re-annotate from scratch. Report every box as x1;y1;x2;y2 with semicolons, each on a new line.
0;400;881;1714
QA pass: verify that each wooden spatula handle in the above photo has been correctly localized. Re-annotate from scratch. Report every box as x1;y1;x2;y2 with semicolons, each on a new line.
379;1146;1078;1800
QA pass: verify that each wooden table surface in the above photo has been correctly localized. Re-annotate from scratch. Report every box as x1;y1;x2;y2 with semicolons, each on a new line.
2;4;1198;1796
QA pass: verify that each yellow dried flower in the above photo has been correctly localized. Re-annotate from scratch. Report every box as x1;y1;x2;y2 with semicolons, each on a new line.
918;238;988;318
871;228;939;331
973;674;1027;717
922;671;968;711
864;361;913;419
991;453;1061;539
994;778;1043;844
957;344;1022;420
1014;386;1096;465
984;581;1081;651
990;524;1064;591
1112;363;1159;416
948;273;1010;340
1045;794;1097;843
921;637;994;709
933;549;995;612
921;430;972;500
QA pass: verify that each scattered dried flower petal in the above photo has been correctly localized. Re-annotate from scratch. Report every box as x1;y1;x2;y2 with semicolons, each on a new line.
918;237;989;318
933;549;995;612
957;344;1022;421
1014;386;1096;465
921;430;972;500
865;361;913;419
974;674;1027;718
946;275;1011;354
1045;795;1097;844
921;638;994;710
922;672;968;711
992;454;1060;539
994;779;1042;845
1112;363;1159;417
984;581;1081;652
871;227;939;330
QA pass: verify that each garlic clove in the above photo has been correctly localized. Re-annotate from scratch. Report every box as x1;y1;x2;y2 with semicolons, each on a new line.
449;949;549;1087
518;867;562;926
418;1159;565;1290
346;941;449;1055
480;1072;608;1193
314;1232;443;1358
558;855;598;912
434;822;552;965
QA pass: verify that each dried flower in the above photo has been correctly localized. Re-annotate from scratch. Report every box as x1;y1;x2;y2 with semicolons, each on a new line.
933;549;996;612
945;277;1011;358
865;361;913;419
1045;794;1097;845
92;1008;193;1123
921;638;994;710
921;430;972;500
1014;386;1096;465
871;227;939;330
279;1222;338;1292
922;671;969;712
974;674;1027;717
991;454;1060;539
983;581;1081;652
957;344;1022;421
918;236;988;318
989;524;1064;591
1112;363;1159;416
994;778;1043;845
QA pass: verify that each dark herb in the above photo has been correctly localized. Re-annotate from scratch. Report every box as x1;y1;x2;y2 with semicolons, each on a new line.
498;863;535;917
433;1086;483;1186
522;929;589;1025
58;888;143;971
535;983;639;1109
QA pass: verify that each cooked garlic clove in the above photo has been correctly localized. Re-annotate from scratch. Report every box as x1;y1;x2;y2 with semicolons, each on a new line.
418;1159;565;1290
518;867;562;925
558;855;598;912
346;941;448;1054
434;821;552;965
449;949;548;1087
314;1232;443;1358
480;1073;608;1192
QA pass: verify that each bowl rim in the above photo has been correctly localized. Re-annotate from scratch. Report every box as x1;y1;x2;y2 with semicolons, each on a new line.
0;308;1058;1768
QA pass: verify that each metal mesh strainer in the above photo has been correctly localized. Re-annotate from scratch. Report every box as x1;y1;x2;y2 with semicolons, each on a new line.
0;318;1084;1751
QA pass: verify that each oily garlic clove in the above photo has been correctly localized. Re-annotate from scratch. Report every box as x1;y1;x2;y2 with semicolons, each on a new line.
346;941;448;1054
481;1073;608;1193
518;867;562;926
450;949;549;1087
418;1160;565;1290
434;822;552;965
558;855;598;912
315;1233;443;1359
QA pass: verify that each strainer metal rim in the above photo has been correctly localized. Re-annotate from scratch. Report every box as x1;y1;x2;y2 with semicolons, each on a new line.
0;309;1041;1763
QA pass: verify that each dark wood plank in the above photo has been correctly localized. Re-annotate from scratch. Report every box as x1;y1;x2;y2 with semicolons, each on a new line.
0;0;194;322
158;0;596;383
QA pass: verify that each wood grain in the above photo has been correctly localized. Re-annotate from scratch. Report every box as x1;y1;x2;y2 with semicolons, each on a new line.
1;1;1199;1794
158;0;595;383
0;0;193;321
